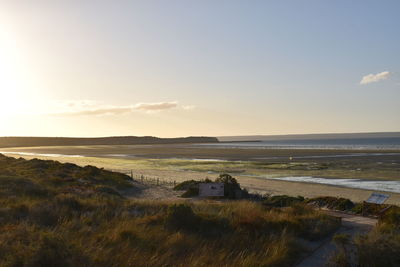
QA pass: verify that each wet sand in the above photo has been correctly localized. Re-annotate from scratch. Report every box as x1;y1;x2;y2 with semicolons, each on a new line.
2;144;400;161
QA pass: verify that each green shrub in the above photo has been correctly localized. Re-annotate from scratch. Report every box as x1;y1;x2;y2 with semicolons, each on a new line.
173;180;202;191
380;207;400;228
263;195;304;207
174;179;212;198
336;199;354;211
215;174;241;199
307;196;354;211
181;187;199;198
351;202;393;216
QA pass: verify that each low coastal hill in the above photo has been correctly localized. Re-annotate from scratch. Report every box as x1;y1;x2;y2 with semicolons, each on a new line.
0;136;219;148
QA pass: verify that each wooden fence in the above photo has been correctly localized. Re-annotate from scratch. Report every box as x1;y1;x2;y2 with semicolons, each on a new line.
106;169;177;187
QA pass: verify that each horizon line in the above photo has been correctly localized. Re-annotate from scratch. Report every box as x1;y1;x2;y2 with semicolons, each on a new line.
1;131;399;139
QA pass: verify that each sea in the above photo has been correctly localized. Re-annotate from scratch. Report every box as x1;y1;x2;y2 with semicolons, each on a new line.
199;137;400;150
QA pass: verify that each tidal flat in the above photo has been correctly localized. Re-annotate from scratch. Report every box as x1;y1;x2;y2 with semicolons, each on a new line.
1;144;400;204
2;144;399;179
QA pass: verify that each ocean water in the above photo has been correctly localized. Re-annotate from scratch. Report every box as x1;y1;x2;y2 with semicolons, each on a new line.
270;176;400;193
201;137;400;150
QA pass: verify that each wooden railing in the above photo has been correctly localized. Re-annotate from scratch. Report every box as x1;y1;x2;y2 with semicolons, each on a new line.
106;169;177;187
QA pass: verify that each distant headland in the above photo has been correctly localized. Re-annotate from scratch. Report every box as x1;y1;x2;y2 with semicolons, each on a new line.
0;136;219;148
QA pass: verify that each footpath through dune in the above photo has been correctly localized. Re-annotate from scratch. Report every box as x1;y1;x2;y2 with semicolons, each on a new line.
296;210;377;267
120;181;379;266
119;180;183;201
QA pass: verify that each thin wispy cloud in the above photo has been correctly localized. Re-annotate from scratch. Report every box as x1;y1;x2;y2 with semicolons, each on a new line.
360;71;391;85
51;101;188;116
62;106;134;116
134;101;178;111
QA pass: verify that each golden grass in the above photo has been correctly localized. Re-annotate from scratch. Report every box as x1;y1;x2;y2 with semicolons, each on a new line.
0;198;340;266
0;154;342;266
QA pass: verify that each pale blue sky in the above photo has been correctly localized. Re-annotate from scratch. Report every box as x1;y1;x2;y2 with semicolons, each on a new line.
0;1;399;137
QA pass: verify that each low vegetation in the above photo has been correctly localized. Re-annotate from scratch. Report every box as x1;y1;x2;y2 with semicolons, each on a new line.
328;233;351;267
0;154;342;266
327;207;400;267
173;179;212;197
263;195;305;208
307;195;400;266
307;196;355;211
175;178;400;266
174;174;248;199
354;207;400;267
307;196;396;217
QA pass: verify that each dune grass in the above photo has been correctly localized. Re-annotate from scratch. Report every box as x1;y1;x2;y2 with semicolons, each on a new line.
326;206;400;267
0;199;340;267
353;207;400;267
0;154;342;266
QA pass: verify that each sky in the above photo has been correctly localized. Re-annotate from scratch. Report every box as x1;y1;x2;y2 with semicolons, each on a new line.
0;0;399;137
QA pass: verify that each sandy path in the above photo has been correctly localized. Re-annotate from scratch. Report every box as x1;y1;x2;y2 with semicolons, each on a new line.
119;180;183;201
296;211;377;267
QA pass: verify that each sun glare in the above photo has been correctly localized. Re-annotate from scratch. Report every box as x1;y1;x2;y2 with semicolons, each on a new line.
0;28;30;117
